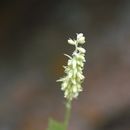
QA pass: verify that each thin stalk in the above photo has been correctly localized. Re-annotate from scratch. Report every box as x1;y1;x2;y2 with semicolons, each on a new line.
64;100;72;130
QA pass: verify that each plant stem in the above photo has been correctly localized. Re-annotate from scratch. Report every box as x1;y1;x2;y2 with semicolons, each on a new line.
64;100;72;130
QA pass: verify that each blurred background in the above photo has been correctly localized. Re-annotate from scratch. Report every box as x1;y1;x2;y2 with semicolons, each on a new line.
0;0;130;130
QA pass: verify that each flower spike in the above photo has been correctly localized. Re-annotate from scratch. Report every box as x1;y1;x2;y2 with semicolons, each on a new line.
57;33;86;101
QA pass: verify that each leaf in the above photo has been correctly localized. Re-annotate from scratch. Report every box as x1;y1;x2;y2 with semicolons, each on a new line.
47;118;65;130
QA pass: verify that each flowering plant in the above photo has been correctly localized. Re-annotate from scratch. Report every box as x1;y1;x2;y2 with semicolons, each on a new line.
47;33;86;130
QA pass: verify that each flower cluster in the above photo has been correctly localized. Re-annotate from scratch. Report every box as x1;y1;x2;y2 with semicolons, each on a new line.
57;33;86;101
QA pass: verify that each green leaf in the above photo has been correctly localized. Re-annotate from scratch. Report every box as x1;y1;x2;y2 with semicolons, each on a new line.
47;118;65;130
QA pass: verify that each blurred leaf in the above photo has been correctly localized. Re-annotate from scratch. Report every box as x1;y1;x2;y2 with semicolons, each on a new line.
47;118;65;130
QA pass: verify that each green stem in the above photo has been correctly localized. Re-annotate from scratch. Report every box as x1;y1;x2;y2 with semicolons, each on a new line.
64;100;72;130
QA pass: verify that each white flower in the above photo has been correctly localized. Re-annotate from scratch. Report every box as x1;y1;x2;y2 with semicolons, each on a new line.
57;33;86;101
76;33;85;44
77;47;86;53
68;38;76;45
77;33;83;39
72;59;77;68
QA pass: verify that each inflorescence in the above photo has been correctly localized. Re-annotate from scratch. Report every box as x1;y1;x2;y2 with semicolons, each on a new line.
57;33;86;101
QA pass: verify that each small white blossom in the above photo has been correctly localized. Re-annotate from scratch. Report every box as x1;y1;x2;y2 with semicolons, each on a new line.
76;33;85;44
68;38;76;45
57;33;86;101
77;47;86;53
76;33;83;39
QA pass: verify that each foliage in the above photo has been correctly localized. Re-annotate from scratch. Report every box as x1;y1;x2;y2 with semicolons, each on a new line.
47;119;65;130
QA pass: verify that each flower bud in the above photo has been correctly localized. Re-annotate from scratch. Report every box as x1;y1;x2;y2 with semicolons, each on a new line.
68;38;76;45
77;33;83;39
76;33;85;44
77;47;86;53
